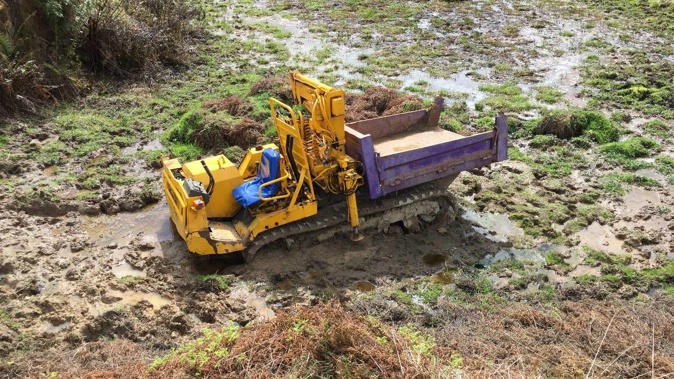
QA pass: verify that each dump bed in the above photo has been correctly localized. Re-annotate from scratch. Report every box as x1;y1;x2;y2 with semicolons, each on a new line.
345;97;508;199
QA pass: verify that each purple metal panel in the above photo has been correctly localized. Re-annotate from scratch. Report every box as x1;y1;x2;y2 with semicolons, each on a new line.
495;112;508;162
346;110;426;140
345;126;382;199
381;155;497;195
378;139;493;183
376;131;495;170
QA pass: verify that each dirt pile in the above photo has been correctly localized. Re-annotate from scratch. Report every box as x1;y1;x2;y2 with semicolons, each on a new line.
249;76;294;105
345;87;425;123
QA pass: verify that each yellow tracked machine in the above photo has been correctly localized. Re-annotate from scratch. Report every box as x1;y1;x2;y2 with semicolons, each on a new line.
162;72;508;262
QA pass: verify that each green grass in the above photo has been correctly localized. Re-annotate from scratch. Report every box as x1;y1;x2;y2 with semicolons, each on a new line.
535;86;564;104
545;251;571;272
149;324;240;373
600;137;659;159
643;119;671;139
533;110;621;144
198;274;231;290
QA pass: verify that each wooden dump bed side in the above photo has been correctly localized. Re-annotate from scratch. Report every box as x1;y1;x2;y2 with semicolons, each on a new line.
345;109;508;199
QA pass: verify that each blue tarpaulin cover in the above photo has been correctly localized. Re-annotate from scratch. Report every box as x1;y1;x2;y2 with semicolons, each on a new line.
233;148;281;208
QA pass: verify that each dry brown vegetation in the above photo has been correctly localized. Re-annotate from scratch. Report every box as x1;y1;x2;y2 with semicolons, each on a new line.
345;87;425;123
9;298;673;379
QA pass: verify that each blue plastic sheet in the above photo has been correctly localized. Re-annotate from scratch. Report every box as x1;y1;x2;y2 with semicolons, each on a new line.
233;148;280;208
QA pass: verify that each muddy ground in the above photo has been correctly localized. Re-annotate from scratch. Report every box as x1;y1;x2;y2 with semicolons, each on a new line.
1;0;673;377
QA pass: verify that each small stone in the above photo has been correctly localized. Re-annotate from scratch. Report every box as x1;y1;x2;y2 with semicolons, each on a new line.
107;242;118;249
437;227;448;235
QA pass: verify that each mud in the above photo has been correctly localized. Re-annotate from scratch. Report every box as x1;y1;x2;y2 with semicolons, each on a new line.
0;192;504;360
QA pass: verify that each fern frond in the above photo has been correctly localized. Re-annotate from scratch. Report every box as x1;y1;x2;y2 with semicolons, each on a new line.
0;32;14;57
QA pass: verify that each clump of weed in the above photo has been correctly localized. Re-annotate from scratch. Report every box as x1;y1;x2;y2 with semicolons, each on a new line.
581;50;674;118
529;134;558;149
79;0;204;77
535;86;563;104
533;110;620;143
643;119;671;140
197;274;231;290
600;137;659;159
655;155;674;175
168;108;263;151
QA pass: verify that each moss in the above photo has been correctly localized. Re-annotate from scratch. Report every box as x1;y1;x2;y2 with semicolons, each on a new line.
581;50;674;117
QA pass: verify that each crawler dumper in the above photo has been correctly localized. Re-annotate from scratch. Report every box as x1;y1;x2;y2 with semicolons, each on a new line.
162;72;507;262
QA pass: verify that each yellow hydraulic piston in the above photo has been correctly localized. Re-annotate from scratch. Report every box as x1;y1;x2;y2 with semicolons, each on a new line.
287;71;365;238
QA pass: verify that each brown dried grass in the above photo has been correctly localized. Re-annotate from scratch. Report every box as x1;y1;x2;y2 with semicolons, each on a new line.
192;116;263;150
249;76;293;105
345;87;424;123
9;298;674;378
149;300;448;379
202;96;252;116
431;298;674;377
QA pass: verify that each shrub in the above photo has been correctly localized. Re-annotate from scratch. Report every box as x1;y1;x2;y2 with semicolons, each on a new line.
0;0;204;114
79;0;204;77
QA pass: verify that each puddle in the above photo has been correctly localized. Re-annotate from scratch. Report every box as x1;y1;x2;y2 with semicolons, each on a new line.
353;281;376;292
143;139;164;151
114;291;172;309
564;247;584;267
43;165;57;175
431;268;457;284
188;313;201;323
635;169;666;183
91;154;108;165
546;269;569;284
112;262;147;278
462;208;524;243
569;265;600;278
422;253;447;266
480;245;557;267
621;188;661;218
397;68;490;108
575;221;623;254
249;296;275;322
83;202;176;247
44;321;71;334
276;279;295;290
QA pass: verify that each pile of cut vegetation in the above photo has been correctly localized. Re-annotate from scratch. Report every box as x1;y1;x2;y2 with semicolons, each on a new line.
41;301;455;379
147;300;453;379
345;87;425;122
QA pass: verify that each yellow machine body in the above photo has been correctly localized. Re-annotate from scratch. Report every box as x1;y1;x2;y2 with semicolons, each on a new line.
161;72;364;257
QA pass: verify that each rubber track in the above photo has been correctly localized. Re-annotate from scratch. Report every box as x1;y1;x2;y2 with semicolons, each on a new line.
242;185;454;262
